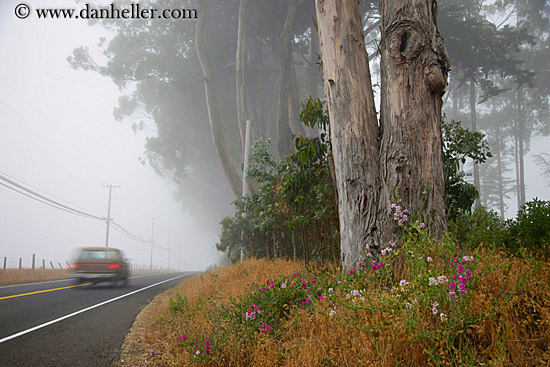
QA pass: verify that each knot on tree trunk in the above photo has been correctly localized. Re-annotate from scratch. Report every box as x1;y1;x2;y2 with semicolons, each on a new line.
425;64;447;95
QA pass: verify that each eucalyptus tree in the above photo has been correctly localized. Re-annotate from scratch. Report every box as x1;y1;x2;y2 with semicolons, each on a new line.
315;0;450;266
68;0;325;230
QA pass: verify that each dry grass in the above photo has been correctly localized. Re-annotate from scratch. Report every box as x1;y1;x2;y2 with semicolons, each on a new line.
119;251;550;366
0;268;70;286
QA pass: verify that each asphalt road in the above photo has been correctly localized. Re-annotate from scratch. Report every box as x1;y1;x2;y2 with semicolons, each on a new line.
0;272;195;367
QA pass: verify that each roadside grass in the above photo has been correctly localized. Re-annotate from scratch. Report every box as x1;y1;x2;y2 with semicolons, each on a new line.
127;231;550;366
0;269;70;286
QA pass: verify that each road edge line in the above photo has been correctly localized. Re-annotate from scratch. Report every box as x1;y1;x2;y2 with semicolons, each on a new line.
0;273;191;344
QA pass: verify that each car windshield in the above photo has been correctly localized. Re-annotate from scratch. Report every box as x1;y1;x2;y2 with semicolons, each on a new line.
79;250;120;260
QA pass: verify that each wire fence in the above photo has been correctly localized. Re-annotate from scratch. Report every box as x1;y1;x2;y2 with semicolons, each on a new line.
1;255;160;271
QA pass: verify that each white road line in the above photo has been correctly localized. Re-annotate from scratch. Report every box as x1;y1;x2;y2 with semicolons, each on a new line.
0;273;191;344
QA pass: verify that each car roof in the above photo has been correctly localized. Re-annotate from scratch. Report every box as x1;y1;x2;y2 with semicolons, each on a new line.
80;246;120;252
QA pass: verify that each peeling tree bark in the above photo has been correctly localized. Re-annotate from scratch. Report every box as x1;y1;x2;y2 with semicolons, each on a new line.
316;0;383;268
316;0;449;267
235;0;248;157
195;0;242;198
379;0;449;237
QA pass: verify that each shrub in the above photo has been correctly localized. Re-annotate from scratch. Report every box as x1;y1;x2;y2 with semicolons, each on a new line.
506;198;550;257
449;206;508;249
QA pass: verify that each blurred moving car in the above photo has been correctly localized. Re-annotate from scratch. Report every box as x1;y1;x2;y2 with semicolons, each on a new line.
70;247;129;286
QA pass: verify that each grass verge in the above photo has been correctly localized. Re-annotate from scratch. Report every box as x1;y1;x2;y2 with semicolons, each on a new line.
119;236;550;366
0;269;69;286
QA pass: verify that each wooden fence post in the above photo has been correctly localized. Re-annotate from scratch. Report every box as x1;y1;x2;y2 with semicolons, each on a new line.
3;257;6;271
19;258;22;269
32;254;36;269
50;261;54;269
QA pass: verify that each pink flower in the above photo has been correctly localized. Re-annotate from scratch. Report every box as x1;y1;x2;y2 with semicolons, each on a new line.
349;269;357;275
420;222;425;228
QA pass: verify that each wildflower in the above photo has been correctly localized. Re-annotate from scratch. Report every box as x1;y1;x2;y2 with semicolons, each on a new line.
405;302;412;309
381;247;393;256
465;269;473;279
429;277;438;286
351;289;360;296
400;279;409;287
412;299;418;305
281;283;287;289
311;279;316;284
349;269;357;275
328;288;334;293
440;313;447;321
463;255;474;262
437;275;448;284
449;290;458;299
329;310;336;317
420;222;425;228
457;264;464;275
150;350;155;356
458;282;467;295
427;256;433;263
432;301;439;315
318;295;326;301
389;240;396;247
195;350;200;356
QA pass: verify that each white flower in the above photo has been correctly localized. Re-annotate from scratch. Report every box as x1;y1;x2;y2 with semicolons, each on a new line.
329;310;336;317
328;287;333;293
437;275;449;284
429;277;438;286
440;313;447;321
427;256;433;263
281;283;287;288
399;279;409;287
405;302;412;309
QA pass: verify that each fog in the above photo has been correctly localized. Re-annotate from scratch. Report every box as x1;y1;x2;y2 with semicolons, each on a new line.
0;1;549;272
0;1;221;271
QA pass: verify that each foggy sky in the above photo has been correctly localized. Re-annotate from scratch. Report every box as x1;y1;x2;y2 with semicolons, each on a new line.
0;0;218;271
0;1;548;271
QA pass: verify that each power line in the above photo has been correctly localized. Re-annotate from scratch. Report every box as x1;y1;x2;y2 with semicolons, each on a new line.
0;172;156;248
110;221;150;243
0;173;104;221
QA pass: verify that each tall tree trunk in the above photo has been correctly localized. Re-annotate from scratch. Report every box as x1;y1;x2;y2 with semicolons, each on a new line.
195;0;242;198
469;76;481;207
276;1;299;156
517;88;526;207
379;0;449;237
235;0;248;156
316;0;383;267
495;128;505;218
514;131;521;210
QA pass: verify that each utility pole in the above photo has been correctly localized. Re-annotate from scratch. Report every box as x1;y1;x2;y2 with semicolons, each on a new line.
241;120;251;262
103;184;120;247
148;217;157;270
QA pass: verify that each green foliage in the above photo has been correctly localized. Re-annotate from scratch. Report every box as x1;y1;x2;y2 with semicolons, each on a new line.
506;198;550;257
217;97;339;265
449;206;508;248
442;118;492;219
